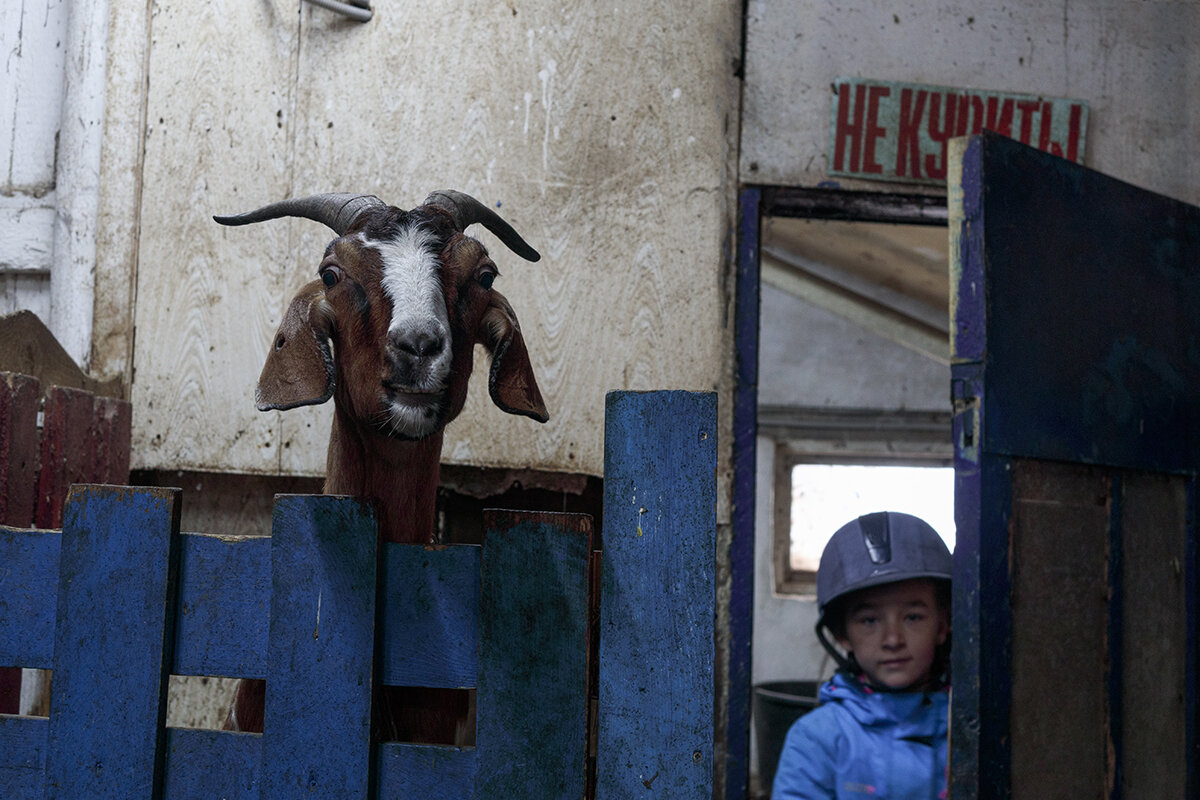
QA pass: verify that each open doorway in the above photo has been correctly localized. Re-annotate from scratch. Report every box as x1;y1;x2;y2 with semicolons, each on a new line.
737;189;951;798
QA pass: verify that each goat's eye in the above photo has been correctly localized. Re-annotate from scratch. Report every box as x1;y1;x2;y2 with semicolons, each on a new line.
320;268;339;288
478;272;496;290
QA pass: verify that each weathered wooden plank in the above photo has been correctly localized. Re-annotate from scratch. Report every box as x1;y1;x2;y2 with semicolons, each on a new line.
44;485;181;799
36;386;96;529
1120;472;1188;797
474;510;592;799
1008;460;1111;799
260;494;376;799
0;372;40;528
0;373;41;713
377;742;476;799
132;0;301;475
172;532;270;680
954;132;1200;473
92;395;132;485
379;543;479;688
0;715;47;799
0;527;60;669
597;391;717;799
162;727;261;799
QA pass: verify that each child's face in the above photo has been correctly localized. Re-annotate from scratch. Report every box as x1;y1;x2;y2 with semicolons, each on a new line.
835;578;949;690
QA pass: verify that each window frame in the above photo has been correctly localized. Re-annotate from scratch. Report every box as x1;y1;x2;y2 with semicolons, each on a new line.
764;406;953;596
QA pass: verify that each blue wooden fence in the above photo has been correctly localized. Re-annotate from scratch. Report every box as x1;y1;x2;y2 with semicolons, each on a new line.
0;390;716;799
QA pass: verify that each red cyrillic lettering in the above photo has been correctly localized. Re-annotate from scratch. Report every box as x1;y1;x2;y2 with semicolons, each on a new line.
984;97;1013;137
861;85;890;175
1016;99;1040;145
895;88;927;179
1038;102;1063;157
924;92;958;180
957;94;985;136
1067;103;1083;162
833;83;866;173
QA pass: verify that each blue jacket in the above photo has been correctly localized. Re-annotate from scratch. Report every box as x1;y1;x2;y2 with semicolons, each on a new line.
771;672;948;799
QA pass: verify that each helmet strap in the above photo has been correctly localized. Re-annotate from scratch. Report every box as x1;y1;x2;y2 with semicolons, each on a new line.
814;619;857;675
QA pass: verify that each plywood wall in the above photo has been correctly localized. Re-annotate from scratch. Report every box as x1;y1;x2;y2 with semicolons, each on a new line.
95;0;743;479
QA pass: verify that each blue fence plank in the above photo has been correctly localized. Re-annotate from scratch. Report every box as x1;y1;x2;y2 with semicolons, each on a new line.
44;485;181;799
261;494;377;799
0;527;60;669
173;532;270;679
379;543;479;688
377;742;476;799
474;510;592;800
597;391;717;799
163;727;261;799
0;715;47;799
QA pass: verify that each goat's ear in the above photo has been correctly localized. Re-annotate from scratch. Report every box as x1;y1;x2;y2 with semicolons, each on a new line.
478;291;549;422
256;280;335;411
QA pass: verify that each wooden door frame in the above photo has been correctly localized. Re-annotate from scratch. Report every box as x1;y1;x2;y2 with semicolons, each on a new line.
730;185;947;799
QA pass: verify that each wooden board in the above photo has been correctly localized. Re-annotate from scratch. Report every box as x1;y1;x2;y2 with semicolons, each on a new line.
377;743;476;799
949;134;1200;796
0;527;59;670
0;715;47;799
597;391;716;798
379;543;480;689
952;133;1200;472
1119;472;1188;797
0;373;47;713
260;494;376;799
36;386;97;529
131;0;302;475
44;485;181;799
162;728;261;800
0;372;40;527
1008;460;1112;799
475;510;592;798
172;533;271;680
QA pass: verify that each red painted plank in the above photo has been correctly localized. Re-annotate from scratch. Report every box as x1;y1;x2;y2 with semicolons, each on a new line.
0;373;40;717
0;372;41;528
0;666;20;716
92;396;132;485
35;387;96;529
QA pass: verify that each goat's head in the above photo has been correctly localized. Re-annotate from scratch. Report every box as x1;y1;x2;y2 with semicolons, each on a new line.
215;191;548;440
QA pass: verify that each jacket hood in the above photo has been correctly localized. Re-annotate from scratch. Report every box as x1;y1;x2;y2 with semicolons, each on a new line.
819;671;949;740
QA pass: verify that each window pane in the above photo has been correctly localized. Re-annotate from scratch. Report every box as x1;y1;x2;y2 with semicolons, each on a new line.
790;464;955;573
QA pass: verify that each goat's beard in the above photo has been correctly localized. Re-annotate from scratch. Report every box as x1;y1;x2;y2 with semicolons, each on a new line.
377;395;447;440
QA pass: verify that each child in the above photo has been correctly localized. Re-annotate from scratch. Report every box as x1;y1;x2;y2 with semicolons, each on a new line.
772;511;952;800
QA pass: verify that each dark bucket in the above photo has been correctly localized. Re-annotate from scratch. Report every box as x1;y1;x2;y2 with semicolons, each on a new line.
753;680;821;793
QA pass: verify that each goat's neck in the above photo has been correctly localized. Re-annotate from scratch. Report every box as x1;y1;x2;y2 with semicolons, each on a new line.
324;408;443;544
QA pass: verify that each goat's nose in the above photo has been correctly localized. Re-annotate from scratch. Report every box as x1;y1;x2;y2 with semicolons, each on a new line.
389;328;445;360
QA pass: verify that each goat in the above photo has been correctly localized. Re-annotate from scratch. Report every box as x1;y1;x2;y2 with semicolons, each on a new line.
213;190;548;740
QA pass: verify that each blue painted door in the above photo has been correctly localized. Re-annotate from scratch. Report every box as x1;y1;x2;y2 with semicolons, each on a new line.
949;133;1200;798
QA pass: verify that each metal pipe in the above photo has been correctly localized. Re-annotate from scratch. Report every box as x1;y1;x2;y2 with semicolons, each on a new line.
304;0;373;23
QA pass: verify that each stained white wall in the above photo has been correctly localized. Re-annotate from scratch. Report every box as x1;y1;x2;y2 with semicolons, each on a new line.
742;0;1200;206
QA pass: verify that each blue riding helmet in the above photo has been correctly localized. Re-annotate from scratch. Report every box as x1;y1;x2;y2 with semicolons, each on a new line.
815;511;953;674
816;511;952;623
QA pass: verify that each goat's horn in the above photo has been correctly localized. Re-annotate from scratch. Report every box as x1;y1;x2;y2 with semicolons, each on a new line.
423;190;541;262
213;193;386;236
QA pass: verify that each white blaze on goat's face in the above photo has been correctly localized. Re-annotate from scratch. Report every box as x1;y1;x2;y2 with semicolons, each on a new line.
363;226;452;437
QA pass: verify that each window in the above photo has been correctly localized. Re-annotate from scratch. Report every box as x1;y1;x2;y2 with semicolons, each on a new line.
767;408;954;596
785;462;954;577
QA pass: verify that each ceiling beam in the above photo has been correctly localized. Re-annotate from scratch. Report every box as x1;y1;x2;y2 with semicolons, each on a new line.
762;251;950;365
